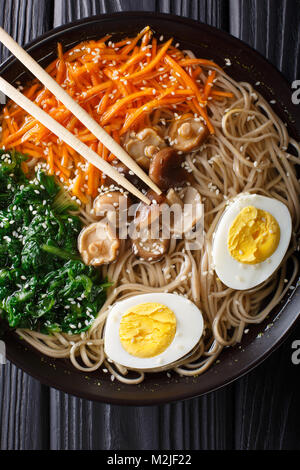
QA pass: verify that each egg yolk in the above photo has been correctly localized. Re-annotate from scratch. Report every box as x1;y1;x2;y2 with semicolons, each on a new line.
119;303;177;358
228;205;280;264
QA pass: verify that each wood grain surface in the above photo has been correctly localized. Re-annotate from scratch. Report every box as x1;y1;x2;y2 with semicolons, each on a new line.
0;0;299;450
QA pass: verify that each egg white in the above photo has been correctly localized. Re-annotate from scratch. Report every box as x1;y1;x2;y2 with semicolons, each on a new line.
212;194;292;290
104;293;204;370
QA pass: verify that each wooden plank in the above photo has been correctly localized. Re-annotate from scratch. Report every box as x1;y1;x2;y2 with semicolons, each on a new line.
0;0;53;60
229;0;300;450
229;0;300;82
49;387;235;450
0;362;50;449
234;325;300;450
54;0;229;29
158;0;229;28
50;0;234;451
53;0;159;27
0;0;298;451
0;0;53;451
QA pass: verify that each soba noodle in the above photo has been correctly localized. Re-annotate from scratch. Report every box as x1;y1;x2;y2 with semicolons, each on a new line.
17;56;300;384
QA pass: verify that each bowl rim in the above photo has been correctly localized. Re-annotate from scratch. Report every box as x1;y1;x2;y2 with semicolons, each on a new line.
0;11;299;405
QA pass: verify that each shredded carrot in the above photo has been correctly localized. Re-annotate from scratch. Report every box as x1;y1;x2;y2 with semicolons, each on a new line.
102;68;129;96
127;39;173;80
203;71;216;100
61;146;69;167
24;83;40;100
118;51;146;73
121;93;187;134
78;81;112;101
3;119;38;145
164;54;204;104
121;26;150;55
179;58;221;69
0;26;232;200
192;98;215;134
87;163;95;196
47;145;54;175
96;86;113;115
57;43;64;60
56;59;66;84
102;144;109;161
101;89;156;125
72;171;88;204
151;38;157;59
211;90;234;98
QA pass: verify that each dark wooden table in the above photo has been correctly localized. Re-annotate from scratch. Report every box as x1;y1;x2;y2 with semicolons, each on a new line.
0;0;299;451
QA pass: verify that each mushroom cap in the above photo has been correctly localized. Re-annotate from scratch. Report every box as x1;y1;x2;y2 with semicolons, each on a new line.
131;190;170;262
168;116;209;152
172;187;203;236
132;232;170;263
166;188;184;208
78;221;120;266
134;190;167;230
149;147;187;191
93;191;130;217
108;161;148;192
124;128;166;169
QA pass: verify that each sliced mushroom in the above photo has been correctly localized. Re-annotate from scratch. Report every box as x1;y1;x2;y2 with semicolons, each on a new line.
93;191;130;227
78;221;120;266
109;161;148;192
173;187;203;236
149;147;187;191
131;190;169;262
151;108;175;126
168;116;209;152
132;230;170;263
124;128;166;169
166;188;184;208
134;190;167;230
145;189;167;206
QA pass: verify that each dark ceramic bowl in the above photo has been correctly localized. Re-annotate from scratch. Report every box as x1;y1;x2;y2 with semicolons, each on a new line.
0;12;299;405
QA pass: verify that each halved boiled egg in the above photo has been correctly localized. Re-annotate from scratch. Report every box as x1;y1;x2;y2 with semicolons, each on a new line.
104;293;204;371
212;194;292;290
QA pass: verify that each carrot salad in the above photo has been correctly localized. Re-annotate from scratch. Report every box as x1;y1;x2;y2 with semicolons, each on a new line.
0;27;232;203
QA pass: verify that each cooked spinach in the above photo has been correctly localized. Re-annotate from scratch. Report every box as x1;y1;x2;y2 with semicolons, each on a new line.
0;150;110;335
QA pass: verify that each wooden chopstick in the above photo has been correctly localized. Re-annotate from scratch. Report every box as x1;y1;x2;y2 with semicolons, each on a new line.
0;76;151;205
0;27;162;196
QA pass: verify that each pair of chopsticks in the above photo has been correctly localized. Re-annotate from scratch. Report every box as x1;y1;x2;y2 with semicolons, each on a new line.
0;27;162;205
